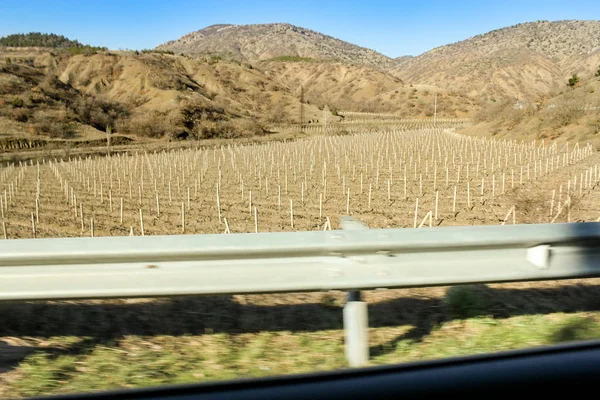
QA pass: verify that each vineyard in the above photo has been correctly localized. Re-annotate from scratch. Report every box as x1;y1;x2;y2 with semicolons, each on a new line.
1;127;599;240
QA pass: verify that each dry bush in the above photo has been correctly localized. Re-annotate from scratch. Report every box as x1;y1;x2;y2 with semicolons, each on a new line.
474;99;514;123
180;97;227;129
32;114;77;139
69;95;129;131
8;107;32;122
117;111;180;138
263;102;287;123
542;98;586;128
0;74;29;95
35;75;129;132
193;119;267;139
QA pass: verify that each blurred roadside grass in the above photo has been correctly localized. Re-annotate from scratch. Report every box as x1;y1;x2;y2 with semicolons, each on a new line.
3;283;600;398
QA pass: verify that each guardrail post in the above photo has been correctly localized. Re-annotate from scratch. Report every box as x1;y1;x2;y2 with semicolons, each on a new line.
341;217;369;367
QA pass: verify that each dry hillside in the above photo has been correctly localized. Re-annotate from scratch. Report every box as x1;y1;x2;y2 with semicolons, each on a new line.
0;48;334;144
392;20;600;100
155;23;394;70
4;20;600;148
259;60;475;117
460;71;600;146
1;45;476;149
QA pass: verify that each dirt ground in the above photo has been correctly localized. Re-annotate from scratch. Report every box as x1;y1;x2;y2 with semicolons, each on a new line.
0;128;598;240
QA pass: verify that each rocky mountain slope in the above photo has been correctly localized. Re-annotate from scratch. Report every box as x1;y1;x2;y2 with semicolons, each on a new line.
391;20;600;100
259;60;474;116
156;23;394;70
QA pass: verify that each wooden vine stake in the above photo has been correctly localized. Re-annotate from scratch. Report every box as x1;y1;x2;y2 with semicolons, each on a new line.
453;185;457;213
501;206;516;225
551;197;571;223
80;203;84;233
319;192;323;219
181;202;185;233
387;180;391;202
248;190;252;215
480;177;484;205
323;216;332;231
31;212;36;238
418;211;432;228
467;182;471;208
290;199;294;229
435;190;439;220
413;197;419;228
2;220;6;240
139;208;145;236
278;185;281;211
216;184;222;224
254;206;258;233
346;188;350;215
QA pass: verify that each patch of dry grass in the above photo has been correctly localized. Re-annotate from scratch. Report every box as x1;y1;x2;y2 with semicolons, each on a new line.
3;279;600;397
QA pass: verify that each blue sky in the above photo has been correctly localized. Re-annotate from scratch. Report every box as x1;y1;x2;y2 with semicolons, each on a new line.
1;0;599;57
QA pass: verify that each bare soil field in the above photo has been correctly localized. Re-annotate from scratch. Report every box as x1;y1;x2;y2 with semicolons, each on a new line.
0;127;598;240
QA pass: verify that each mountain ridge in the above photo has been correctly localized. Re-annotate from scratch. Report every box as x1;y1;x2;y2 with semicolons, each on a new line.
155;22;395;70
391;19;600;99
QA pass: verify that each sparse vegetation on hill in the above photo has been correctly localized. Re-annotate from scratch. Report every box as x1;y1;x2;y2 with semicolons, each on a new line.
155;23;394;70
0;32;107;55
0;50;311;142
267;55;319;62
1;32;81;48
0;46;473;146
0;61;129;138
392;20;600;100
468;75;600;145
140;49;175;55
261;61;475;117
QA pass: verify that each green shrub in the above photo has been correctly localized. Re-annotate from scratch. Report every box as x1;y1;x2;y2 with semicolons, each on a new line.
11;97;24;107
268;55;316;62
443;285;488;319
140;49;175;55
567;74;580;87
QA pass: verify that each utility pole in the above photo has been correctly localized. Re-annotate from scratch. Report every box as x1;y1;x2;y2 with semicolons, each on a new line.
299;85;305;134
433;93;437;127
106;125;112;154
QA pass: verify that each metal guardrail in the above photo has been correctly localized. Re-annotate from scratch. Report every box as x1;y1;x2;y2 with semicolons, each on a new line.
1;220;599;301
1;219;599;366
